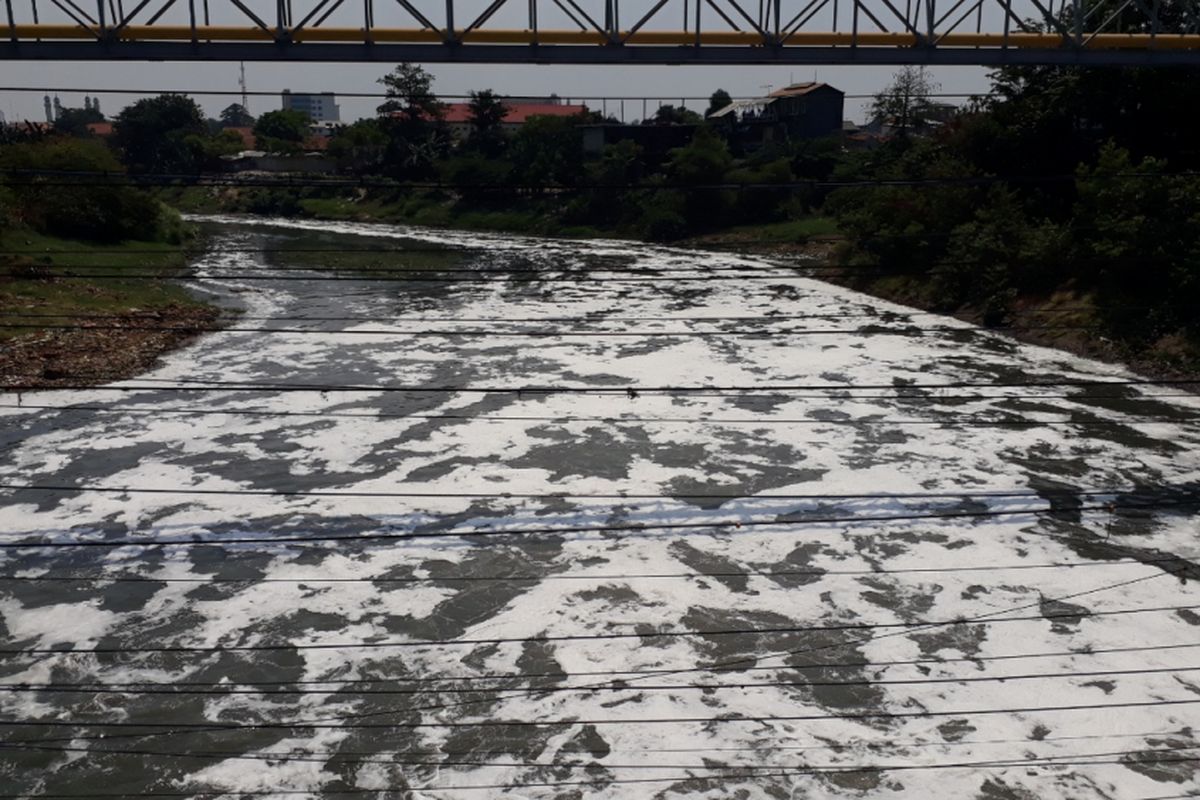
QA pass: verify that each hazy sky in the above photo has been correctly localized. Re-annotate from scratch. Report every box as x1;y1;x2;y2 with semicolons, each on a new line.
0;60;991;125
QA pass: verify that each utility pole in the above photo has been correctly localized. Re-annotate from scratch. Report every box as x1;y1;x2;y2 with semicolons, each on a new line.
239;61;248;112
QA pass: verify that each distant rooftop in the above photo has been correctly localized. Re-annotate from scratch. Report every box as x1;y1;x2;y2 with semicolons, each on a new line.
768;82;841;98
437;102;588;124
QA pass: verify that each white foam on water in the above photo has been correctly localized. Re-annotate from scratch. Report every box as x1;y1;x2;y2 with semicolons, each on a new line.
1;216;1198;798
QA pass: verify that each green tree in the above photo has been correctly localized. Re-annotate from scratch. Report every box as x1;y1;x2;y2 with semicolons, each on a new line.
112;94;207;173
219;103;255;128
706;89;732;117
377;62;443;124
327;119;388;173
871;66;941;137
376;63;446;177
53;106;105;137
647;104;703;126
1070;142;1200;343
0;138;162;241
253;109;311;152
466;89;508;156
663;126;733;230
509;114;587;186
189;129;248;170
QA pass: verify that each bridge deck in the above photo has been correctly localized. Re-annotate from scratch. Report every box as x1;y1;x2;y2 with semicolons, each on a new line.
4;0;1200;64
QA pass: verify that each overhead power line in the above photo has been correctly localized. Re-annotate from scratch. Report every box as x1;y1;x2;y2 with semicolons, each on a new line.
8;642;1200;689
0;555;1176;585
0;307;1160;323
20;570;1179;746
0;271;832;284
0;499;1193;550
4;601;1194;656
0;322;1109;337
0;735;1192;772
5;698;1199;732
0;483;1161;501
0;86;988;101
6;168;1200;190
0;751;1197;796
0;741;1194;776
3;664;1195;696
2;376;1193;395
3;402;1196;427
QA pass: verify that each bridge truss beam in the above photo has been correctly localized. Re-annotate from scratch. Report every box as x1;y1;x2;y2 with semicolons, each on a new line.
4;0;1200;64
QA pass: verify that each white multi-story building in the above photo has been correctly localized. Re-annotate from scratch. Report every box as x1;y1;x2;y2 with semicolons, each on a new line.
281;90;340;123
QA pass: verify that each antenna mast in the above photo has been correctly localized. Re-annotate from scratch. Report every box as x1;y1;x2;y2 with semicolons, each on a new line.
239;62;248;111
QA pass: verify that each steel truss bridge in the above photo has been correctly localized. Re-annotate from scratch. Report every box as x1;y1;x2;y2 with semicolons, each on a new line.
2;0;1200;63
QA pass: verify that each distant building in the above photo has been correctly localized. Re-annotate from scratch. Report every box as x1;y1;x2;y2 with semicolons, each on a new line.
708;82;844;146
410;101;588;140
281;90;340;123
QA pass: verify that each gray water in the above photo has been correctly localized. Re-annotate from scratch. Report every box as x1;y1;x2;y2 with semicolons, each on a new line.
1;217;1199;799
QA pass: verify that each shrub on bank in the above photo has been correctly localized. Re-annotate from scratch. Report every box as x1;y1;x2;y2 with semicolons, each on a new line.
0;138;163;242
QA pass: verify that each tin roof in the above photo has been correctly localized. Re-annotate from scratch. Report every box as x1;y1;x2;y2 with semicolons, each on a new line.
768;82;839;97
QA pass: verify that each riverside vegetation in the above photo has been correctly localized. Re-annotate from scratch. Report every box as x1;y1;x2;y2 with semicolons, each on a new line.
0;136;217;387
3;58;1199;380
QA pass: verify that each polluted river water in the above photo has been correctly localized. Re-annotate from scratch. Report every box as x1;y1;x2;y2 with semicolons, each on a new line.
1;216;1199;799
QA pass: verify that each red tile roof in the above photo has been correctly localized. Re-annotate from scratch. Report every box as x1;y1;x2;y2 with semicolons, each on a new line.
224;126;257;148
85;122;114;136
432;102;589;124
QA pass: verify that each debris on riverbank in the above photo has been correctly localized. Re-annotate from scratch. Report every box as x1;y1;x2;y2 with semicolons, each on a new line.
0;304;221;390
0;228;218;390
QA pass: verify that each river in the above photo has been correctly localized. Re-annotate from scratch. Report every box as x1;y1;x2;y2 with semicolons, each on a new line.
1;217;1199;799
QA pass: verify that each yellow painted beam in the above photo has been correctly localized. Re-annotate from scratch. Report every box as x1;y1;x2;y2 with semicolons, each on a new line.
9;23;1200;51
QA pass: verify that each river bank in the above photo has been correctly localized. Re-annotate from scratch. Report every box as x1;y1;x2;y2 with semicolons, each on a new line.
675;227;1199;384
0;229;219;389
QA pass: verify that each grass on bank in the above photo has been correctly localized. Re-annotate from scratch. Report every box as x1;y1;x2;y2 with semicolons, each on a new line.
0;228;204;343
701;217;841;244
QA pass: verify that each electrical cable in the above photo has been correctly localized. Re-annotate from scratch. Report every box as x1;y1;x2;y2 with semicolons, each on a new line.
1;664;1195;695
0;555;1176;584
0;483;1166;501
0;498;1192;550
0;322;1111;336
14;569;1185;746
2;375;1193;394
3;402;1197;427
0;306;1161;322
4;601;1195;655
0;741;1194;775
4;698;1199;731
0;87;991;101
5;642;1199;689
6;167;1200;189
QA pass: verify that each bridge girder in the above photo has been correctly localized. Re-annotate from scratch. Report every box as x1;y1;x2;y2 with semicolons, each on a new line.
4;0;1200;65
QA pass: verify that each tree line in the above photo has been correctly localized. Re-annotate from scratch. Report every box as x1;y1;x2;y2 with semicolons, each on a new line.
2;56;1198;369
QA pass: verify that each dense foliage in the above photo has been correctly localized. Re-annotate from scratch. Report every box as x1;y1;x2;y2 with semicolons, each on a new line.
112;94;208;174
0;138;167;242
2;60;1196;366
